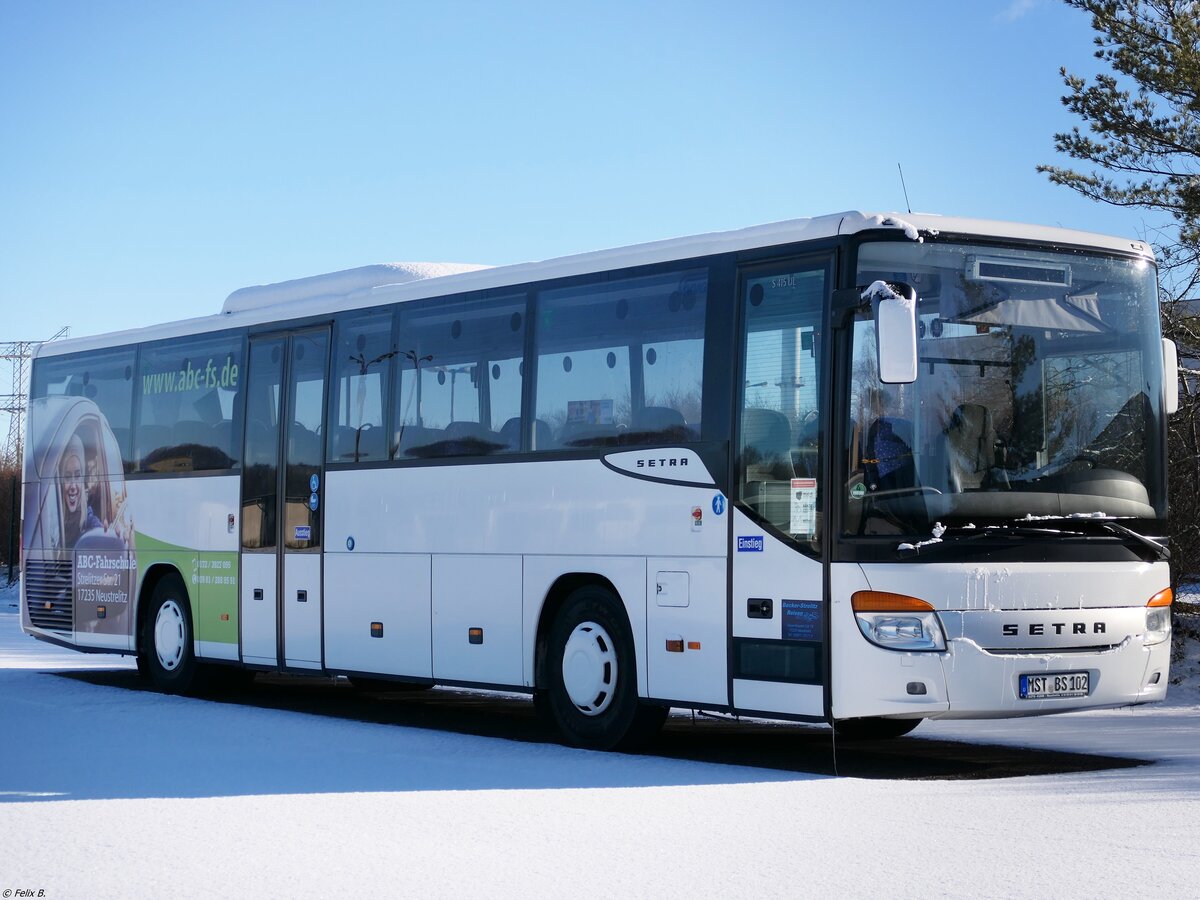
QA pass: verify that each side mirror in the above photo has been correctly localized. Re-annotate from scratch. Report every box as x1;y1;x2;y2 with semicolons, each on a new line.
1163;337;1179;415
866;281;918;384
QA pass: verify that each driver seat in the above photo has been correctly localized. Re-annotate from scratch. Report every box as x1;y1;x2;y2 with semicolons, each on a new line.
945;403;995;491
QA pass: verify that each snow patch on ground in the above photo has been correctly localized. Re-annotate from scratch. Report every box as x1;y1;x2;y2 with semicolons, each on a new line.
3;578;1200;898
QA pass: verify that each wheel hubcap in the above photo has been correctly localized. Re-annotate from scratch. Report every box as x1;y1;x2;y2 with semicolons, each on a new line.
154;599;186;671
561;621;618;716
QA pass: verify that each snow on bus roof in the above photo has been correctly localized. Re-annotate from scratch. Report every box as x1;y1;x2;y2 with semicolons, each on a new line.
221;262;493;315
37;211;1155;357
217;210;1151;318
222;213;924;315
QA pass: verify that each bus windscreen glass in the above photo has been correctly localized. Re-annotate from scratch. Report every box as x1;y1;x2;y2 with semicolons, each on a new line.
844;240;1166;537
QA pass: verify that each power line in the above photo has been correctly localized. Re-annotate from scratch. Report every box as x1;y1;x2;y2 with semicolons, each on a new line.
0;326;69;467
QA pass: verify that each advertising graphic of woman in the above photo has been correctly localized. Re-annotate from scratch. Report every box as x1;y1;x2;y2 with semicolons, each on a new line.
60;433;102;548
22;395;138;640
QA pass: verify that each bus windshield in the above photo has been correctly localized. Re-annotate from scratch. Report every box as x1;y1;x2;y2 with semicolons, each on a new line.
844;239;1167;538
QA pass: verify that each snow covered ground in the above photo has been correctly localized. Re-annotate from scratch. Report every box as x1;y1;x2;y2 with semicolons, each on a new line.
2;578;1198;900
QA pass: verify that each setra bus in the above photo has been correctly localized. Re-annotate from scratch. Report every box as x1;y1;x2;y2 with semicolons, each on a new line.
20;211;1178;748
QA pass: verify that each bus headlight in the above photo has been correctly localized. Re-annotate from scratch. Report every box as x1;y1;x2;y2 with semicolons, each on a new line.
1144;588;1172;646
852;591;946;652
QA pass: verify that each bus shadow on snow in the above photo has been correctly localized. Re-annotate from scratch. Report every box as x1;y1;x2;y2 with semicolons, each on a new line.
61;669;1149;783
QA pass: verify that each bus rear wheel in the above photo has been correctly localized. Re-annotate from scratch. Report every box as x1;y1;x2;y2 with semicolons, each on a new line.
833;717;922;740
541;586;666;751
138;573;199;695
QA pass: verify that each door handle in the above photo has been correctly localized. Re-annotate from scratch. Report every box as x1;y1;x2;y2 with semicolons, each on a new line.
297;589;308;603
748;597;773;619
253;588;264;601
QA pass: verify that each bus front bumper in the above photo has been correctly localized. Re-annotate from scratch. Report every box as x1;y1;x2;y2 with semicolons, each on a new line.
929;631;1171;720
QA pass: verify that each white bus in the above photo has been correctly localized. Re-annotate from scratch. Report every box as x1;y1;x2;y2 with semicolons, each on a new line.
20;211;1177;748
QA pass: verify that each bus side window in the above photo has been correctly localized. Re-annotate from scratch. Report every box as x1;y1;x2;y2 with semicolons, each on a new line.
136;333;243;472
31;348;136;472
329;309;393;464
534;269;707;450
737;268;825;545
393;293;526;459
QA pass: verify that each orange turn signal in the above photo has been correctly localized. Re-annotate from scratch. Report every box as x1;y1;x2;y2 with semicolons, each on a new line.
1147;588;1173;608
851;591;935;613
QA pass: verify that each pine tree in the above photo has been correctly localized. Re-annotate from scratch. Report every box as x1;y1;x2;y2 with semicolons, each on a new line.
1040;0;1200;301
1042;1;1200;590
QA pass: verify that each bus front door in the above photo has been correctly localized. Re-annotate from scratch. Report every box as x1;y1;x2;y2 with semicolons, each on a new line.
240;328;330;670
730;260;830;719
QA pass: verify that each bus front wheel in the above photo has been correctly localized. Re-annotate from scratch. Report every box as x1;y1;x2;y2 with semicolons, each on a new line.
541;586;666;751
138;573;199;695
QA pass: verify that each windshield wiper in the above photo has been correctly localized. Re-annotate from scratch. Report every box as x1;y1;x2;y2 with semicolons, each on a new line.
895;519;1169;562
896;524;1062;557
1002;516;1169;563
1097;520;1170;562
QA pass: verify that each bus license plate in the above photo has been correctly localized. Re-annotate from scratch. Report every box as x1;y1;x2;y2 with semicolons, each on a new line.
1019;672;1089;699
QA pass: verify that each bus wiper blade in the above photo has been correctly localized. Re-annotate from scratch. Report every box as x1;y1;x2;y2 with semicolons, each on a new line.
1099;521;1170;562
1001;516;1170;563
895;524;1058;556
894;520;1142;558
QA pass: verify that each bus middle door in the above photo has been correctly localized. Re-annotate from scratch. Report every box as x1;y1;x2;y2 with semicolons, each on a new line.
240;328;330;670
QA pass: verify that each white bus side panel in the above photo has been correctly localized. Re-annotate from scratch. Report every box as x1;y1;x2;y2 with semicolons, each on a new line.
323;459;726;557
240;553;278;667
326;459;725;700
323;553;432;678
733;680;824;718
133;476;239;551
730;510;825;718
730;511;823;640
646;557;727;705
282;552;322;669
433;554;523;685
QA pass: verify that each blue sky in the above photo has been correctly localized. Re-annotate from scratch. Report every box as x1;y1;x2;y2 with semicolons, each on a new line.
0;0;1170;348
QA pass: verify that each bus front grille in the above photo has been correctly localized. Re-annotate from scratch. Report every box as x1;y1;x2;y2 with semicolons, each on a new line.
24;558;73;632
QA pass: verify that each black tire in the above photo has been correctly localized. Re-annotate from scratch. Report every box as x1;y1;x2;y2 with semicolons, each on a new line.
541;585;667;751
138;573;199;694
833;716;922;740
